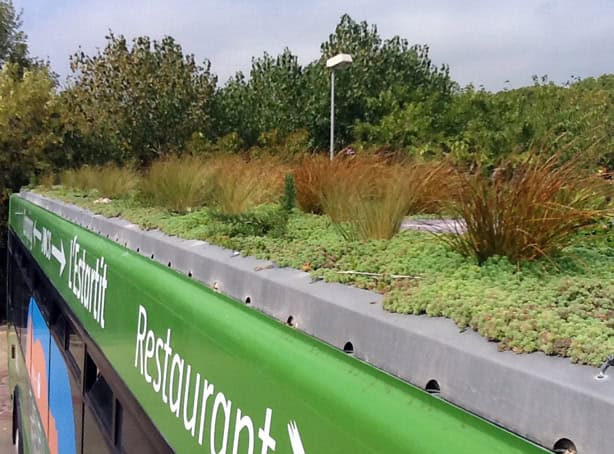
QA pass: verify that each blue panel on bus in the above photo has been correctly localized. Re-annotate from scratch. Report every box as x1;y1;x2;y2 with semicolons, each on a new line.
28;297;77;454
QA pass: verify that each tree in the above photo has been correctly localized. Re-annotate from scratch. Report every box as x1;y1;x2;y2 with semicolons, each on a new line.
64;33;217;165
212;48;305;147
302;14;455;149
440;78;614;169
0;0;28;68
0;1;33;321
0;64;64;196
0;63;64;312
212;14;455;151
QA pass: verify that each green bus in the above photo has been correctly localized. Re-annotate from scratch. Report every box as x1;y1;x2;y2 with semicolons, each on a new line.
6;193;551;453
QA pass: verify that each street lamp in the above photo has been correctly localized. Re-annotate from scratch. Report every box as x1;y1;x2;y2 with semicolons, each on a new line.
326;53;353;161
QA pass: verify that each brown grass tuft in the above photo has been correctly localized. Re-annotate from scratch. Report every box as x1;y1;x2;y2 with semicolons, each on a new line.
294;154;461;240
400;160;461;215
294;154;404;240
139;155;213;213
61;164;138;198
60;166;97;192
445;154;613;263
211;155;288;214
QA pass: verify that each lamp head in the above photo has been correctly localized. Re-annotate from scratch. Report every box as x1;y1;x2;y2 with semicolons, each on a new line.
326;53;353;70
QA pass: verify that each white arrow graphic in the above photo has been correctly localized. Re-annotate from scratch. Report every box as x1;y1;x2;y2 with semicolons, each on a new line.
287;421;306;454
52;240;66;276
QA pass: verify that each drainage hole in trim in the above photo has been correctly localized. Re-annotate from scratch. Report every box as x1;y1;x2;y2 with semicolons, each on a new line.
244;296;251;305
425;379;441;394
553;439;577;454
343;341;354;355
286;316;294;326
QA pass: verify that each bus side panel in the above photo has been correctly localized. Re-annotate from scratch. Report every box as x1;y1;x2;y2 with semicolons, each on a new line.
7;231;77;454
7;306;49;454
25;299;51;453
9;194;550;454
48;327;77;454
26;297;78;454
7;235;42;454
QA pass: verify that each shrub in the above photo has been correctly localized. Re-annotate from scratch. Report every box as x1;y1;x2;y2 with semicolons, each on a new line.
139;155;213;213
280;173;297;213
250;128;310;161
445;154;613;263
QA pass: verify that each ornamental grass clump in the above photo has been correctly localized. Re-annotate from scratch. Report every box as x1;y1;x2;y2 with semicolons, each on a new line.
294;154;388;218
93;163;139;198
311;155;408;240
139;155;213;213
38;173;57;189
400;159;460;215
293;154;334;214
342;166;410;241
60;166;98;192
61;164;138;198
446;154;613;264
211;155;288;214
211;174;297;237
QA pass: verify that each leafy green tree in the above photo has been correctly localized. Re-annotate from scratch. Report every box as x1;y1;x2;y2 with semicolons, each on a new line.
213;14;454;151
0;62;64;297
212;48;305;147
303;14;455;149
441;78;614;169
0;64;64;196
0;1;34;320
0;0;28;68
64;33;217;165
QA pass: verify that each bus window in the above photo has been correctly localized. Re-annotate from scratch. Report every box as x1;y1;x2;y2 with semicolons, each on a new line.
114;400;122;449
85;353;113;432
65;320;84;377
83;352;115;453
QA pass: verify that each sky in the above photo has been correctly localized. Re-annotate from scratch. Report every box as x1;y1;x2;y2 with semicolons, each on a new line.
12;0;614;91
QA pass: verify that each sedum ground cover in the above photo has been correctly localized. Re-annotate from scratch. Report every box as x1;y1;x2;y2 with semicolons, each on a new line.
39;188;614;367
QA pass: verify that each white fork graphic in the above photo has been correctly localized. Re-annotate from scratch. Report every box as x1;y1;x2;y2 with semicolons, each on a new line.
287;420;306;454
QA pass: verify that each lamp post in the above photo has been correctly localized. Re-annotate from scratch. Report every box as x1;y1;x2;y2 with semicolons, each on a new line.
326;53;353;161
